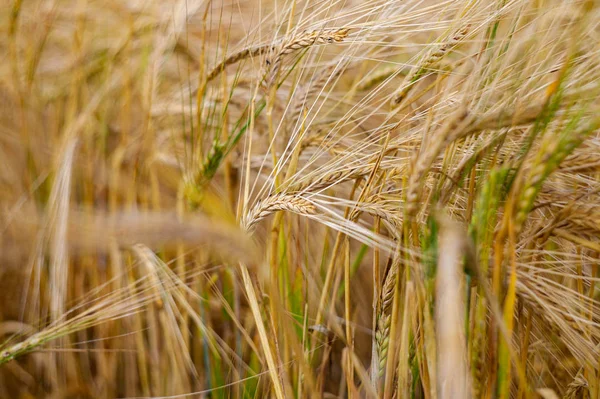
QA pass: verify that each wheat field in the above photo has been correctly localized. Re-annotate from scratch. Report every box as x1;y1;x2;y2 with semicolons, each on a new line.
1;0;600;397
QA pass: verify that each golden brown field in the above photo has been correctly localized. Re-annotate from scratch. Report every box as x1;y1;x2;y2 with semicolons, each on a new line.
1;0;600;397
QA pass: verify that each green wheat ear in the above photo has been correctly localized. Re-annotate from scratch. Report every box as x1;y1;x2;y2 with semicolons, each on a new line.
514;114;599;234
469;165;511;275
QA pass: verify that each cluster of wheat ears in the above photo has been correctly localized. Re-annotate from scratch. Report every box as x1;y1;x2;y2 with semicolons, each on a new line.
1;0;600;397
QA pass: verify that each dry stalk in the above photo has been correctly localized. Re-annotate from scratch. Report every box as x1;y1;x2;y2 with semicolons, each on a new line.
563;204;600;234
286;153;404;194
515;271;600;366
287;59;348;134
560;151;600;173
435;212;471;399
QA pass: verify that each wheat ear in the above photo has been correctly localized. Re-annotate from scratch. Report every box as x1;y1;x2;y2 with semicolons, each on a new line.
266;28;350;87
206;44;273;84
243;193;317;231
374;256;401;378
391;25;470;107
